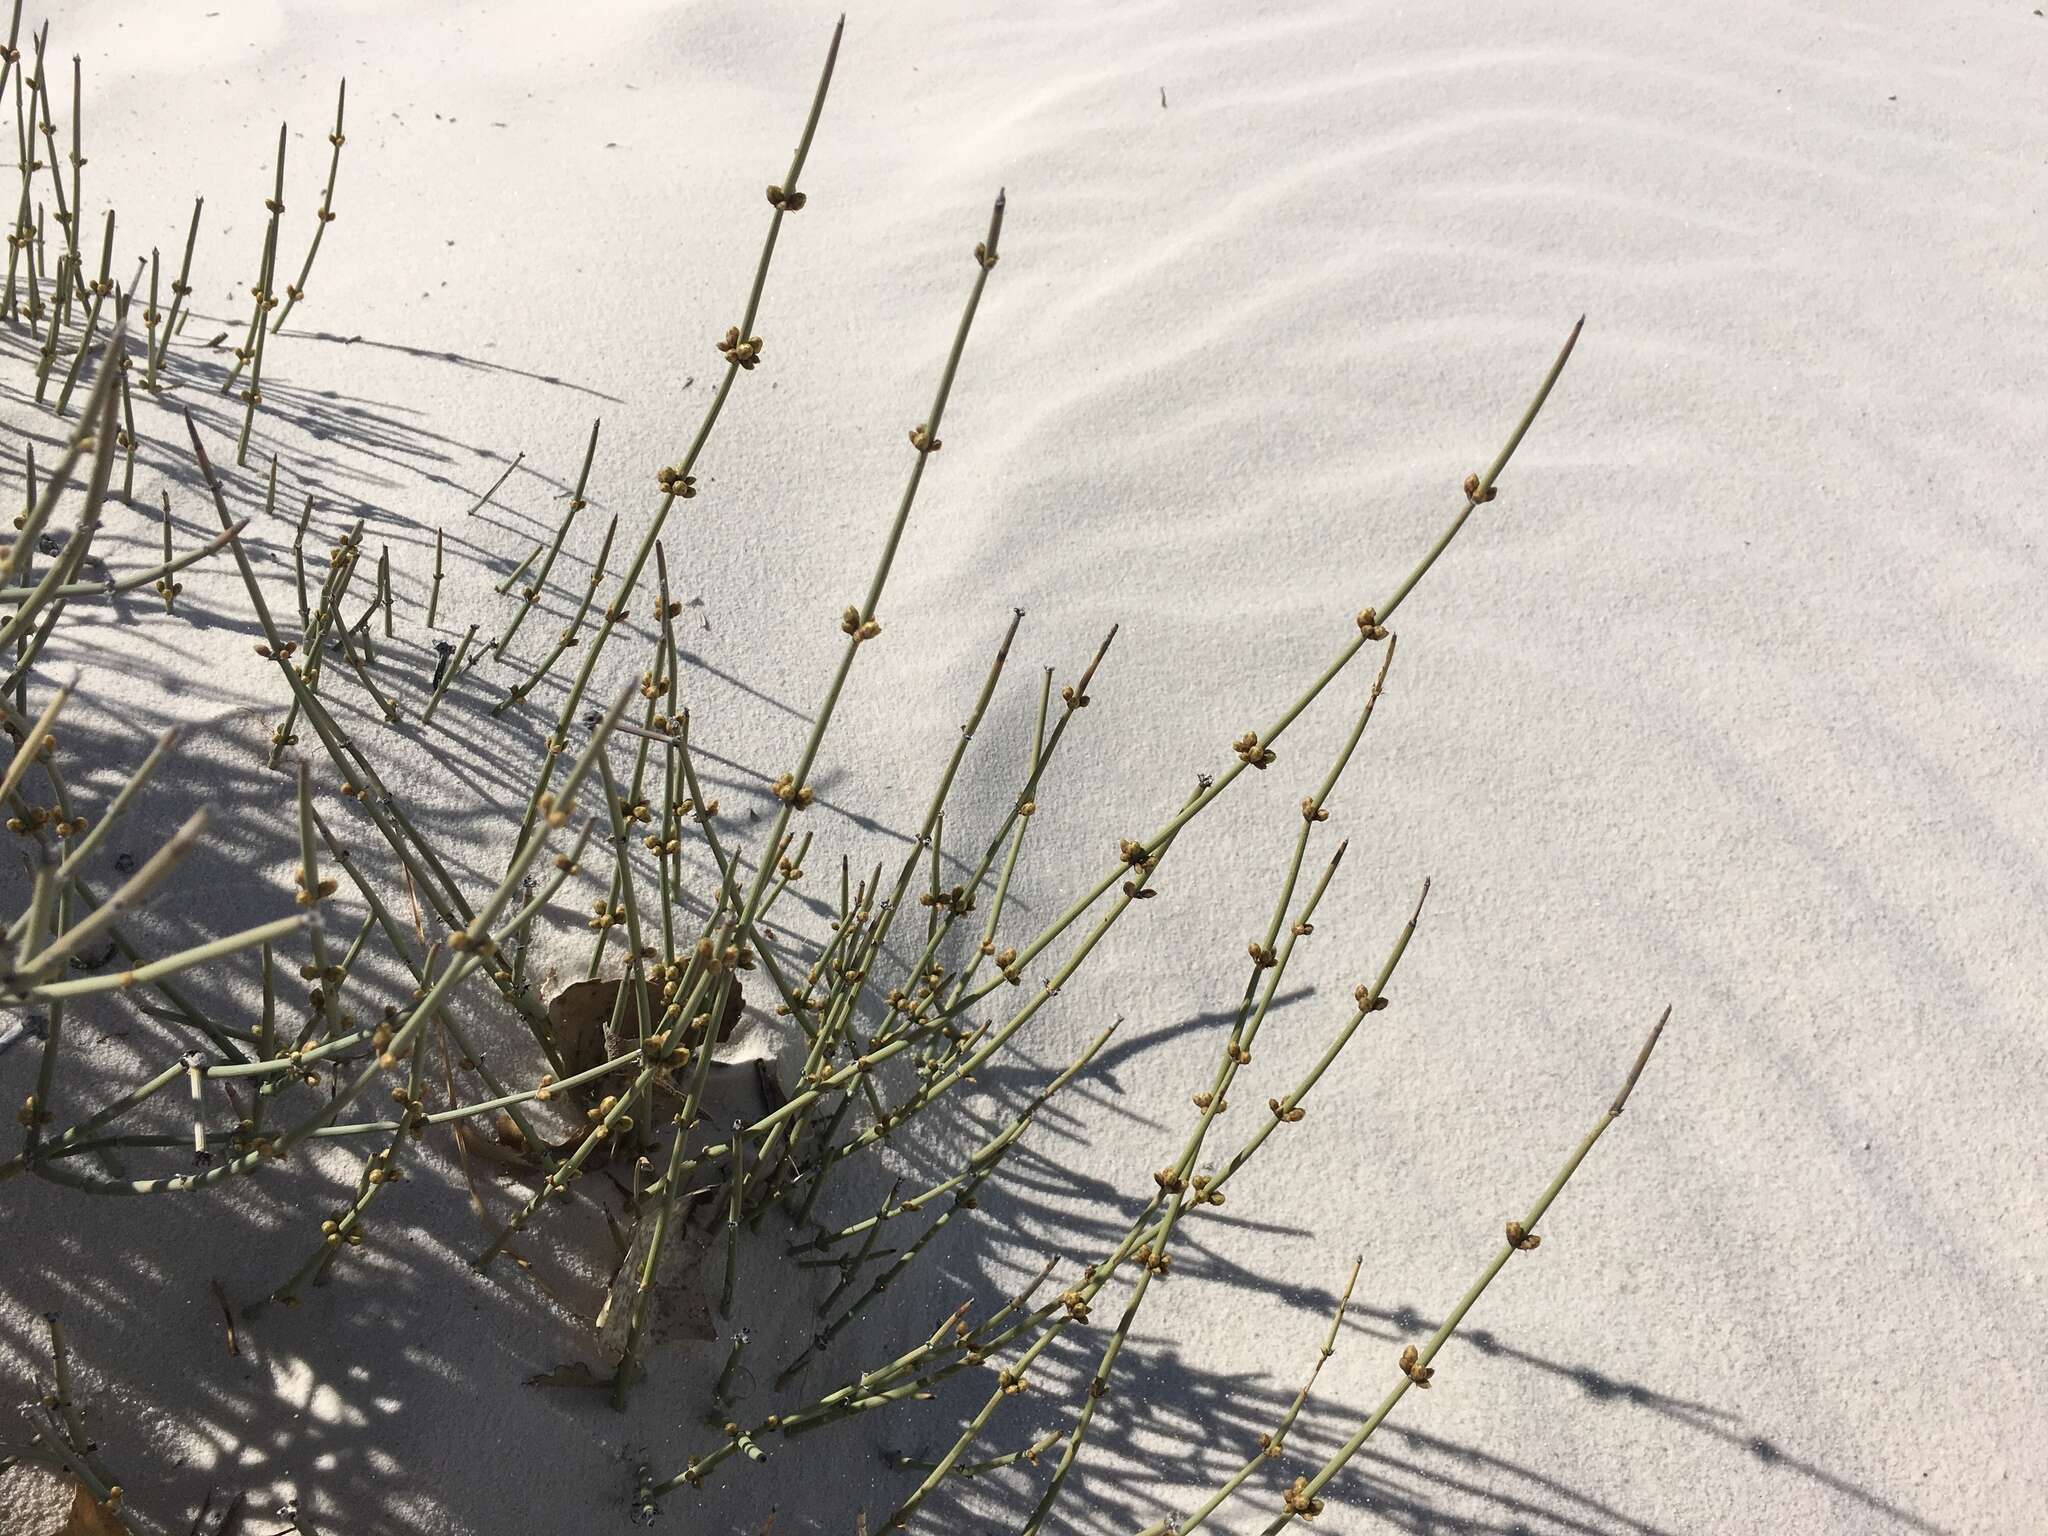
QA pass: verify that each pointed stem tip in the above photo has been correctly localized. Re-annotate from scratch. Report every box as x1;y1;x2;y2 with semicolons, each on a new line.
981;191;1006;264
1610;1004;1670;1115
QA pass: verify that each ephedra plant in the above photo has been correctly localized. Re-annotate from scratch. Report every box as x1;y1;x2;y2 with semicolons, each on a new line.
0;11;1666;1533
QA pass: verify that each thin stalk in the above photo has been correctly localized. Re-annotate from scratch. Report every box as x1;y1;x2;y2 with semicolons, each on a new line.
611;1114;690;1410
490;417;598;656
494;540;541;596
1135;1258;1361;1536
115;343;136;501
270;78;345;332
137;246;157;380
719;1118;744;1316
912;320;1586;1101
461;451;523;518
50;204;111;415
291;495;314;630
427;526;444;627
45;1314;122;1495
146;197;201;385
31;248;68;396
494;514;616;715
223;125;285;395
888;1430;1063;1482
816;1177;900;1315
30;34;73;264
0;517;245;606
421;622;478;723
506;19;842;875
63;51;78;255
1253;1009;1669;1535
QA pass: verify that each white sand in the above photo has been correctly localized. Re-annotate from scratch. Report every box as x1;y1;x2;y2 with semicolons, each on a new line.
4;0;2044;1531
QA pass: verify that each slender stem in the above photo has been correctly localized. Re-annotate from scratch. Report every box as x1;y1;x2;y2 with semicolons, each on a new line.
1253;1008;1669;1534
427;526;444;627
505;21;843;873
223;125;285;395
270;78;345;332
1135;1258;1361;1536
491;418;598;655
612;1114;689;1410
147;197;202;385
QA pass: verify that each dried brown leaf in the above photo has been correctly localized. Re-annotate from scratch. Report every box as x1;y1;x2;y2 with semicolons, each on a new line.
61;1481;127;1536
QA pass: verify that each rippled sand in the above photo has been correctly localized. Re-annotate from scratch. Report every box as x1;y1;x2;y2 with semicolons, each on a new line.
2;2;2042;1532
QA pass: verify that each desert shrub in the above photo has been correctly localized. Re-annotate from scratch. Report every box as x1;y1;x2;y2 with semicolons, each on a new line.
0;12;1663;1532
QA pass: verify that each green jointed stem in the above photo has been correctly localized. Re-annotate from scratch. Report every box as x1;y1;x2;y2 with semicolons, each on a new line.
611;1112;692;1410
422;623;477;723
146;198;201;385
20;912;307;1006
858;717;1433;1529
311;807;559;1173
992;821;1355;1534
4;169;31;323
888;1430;1064;1482
719;1118;745;1316
233;134;288;462
815;1176;899;1314
427;526;444;627
766;604;1020;1215
270;78;345;333
265;1021;425;1306
783;1024;1114;1385
9;807;212;986
0;675;67;810
136;245;157;377
0;3;19;303
1205;876;1426;1208
1134;1257;1361;1536
907;319;1587;1099
595;750;655;1045
461;451;523;518
21;831;596;1199
29;34;73;263
294;760;341;1040
50;204;110;415
1253;1009;1668;1534
191;415;484;937
223;124;285;396
494;540;541;596
2;725;176;953
508;18;842;874
31;249;67;396
696;192;1008;1161
0;518;245;607
63;52;77;254
45;1313;123;1497
292;495;314;629
490;417;598;656
115;349;136;501
0;326;120;661
494;513;616;715
331;609;398;721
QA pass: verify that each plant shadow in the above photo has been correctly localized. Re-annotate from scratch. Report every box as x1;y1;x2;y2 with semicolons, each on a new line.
0;331;1943;1536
